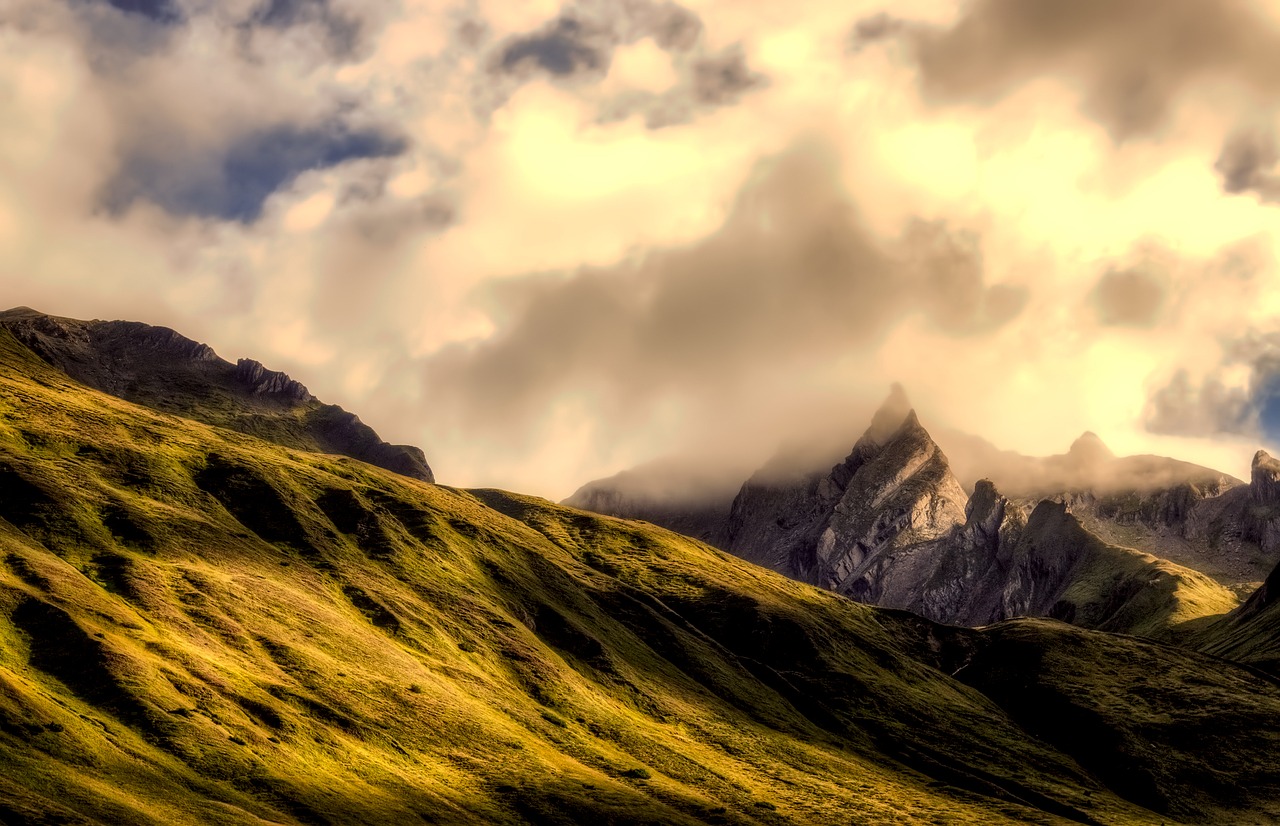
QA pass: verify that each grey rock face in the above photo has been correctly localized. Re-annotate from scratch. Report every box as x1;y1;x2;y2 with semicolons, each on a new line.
0;308;434;484
234;358;316;402
902;479;1027;624
724;390;969;594
1251;450;1280;505
811;411;969;591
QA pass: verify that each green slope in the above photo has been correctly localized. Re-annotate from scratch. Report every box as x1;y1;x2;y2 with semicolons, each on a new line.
0;328;1278;824
0;307;434;482
1196;559;1280;675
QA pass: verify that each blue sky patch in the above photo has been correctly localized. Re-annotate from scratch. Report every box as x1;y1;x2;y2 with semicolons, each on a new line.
1257;374;1280;441
103;123;406;223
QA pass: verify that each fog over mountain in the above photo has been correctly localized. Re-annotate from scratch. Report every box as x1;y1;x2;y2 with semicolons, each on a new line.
5;0;1280;497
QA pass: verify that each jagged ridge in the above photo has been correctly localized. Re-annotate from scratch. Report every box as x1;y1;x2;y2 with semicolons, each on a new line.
572;386;1242;638
0;307;434;483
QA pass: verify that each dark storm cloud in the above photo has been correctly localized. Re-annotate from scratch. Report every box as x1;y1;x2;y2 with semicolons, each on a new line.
875;0;1280;140
256;0;361;56
102;121;407;223
1145;329;1280;439
483;1;765;126
94;0;182;24
422;143;1024;435
690;45;765;105
1146;371;1257;437
847;12;906;52
1216;126;1280;203
1092;268;1166;326
238;0;367;61
499;17;605;76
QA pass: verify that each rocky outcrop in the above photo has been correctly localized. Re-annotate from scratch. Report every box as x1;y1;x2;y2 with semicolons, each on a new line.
1251;450;1280;505
0;308;434;483
234;358;315;402
304;406;434;483
811;411;969;592
1232;449;1280;560
724;389;969;593
902;479;1027;623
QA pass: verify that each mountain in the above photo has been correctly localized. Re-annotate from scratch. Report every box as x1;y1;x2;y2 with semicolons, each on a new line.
725;389;968;591
0;307;433;483
4;323;1280;822
570;387;1243;637
898;484;1235;637
1197;558;1280;676
562;455;751;547
932;428;1262;589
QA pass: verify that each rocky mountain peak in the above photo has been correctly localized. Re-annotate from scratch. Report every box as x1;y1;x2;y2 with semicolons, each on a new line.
965;479;1003;525
1067;431;1115;468
864;383;913;445
1251;449;1280;505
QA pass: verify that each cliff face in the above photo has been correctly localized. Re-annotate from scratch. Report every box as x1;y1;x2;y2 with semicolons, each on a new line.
723;385;967;589
0;307;434;483
798;410;969;592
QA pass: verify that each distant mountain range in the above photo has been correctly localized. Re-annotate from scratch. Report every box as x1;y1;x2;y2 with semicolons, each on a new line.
3;308;1280;823
567;385;1280;645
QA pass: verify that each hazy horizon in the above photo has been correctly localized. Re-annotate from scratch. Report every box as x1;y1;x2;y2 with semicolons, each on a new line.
5;0;1280;498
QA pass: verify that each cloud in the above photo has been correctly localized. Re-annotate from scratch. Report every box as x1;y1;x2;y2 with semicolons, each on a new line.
483;2;764;128
492;1;707;82
1092;267;1166;327
1216;125;1280;203
499;17;605;76
1142;316;1280;444
690;43;764;105
102;121;407;223
94;0;182;25
891;0;1280;140
420;141;1024;452
5;0;1280;498
243;0;365;60
1145;370;1258;438
847;12;907;52
595;42;768;128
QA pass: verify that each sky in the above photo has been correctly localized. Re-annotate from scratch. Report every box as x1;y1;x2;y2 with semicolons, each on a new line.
4;0;1280;498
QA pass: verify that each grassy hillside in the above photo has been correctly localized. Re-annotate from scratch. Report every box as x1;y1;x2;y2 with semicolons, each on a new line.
1196;560;1280;675
1;329;1279;824
0;308;433;482
1008;501;1238;639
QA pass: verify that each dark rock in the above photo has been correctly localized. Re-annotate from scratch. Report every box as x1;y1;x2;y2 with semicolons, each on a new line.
233;359;315;402
724;387;969;594
1251;449;1280;506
